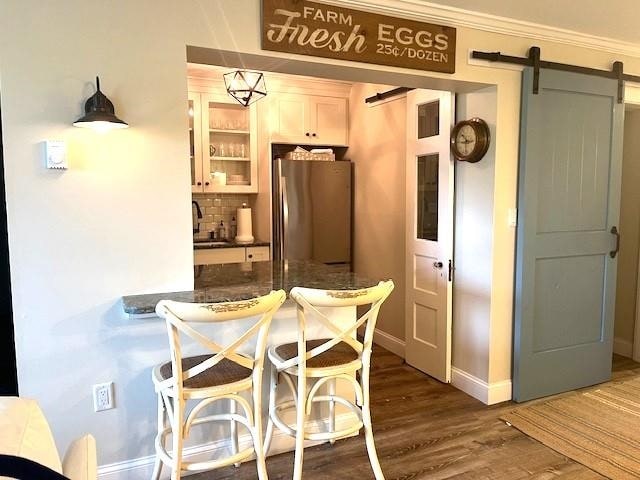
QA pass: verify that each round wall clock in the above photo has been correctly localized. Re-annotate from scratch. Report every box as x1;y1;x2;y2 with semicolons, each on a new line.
450;118;491;163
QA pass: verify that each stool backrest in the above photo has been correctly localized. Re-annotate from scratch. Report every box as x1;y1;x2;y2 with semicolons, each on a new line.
155;290;286;390
284;281;394;369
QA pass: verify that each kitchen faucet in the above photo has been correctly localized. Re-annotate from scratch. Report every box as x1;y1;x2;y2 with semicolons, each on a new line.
192;200;203;234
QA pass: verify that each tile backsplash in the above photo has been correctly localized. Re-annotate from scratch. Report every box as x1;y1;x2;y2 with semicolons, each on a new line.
192;193;250;241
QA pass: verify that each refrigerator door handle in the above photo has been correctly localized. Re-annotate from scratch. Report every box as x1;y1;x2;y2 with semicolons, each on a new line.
281;176;289;261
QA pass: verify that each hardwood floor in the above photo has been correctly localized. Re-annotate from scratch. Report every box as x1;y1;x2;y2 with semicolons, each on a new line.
191;350;640;480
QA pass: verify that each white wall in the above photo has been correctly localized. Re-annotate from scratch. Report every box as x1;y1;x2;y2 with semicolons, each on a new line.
348;84;407;341
614;109;640;355
0;0;196;467
3;0;640;470
452;87;497;382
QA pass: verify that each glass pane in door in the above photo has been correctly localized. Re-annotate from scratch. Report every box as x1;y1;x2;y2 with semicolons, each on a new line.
418;101;439;139
207;101;251;188
417;154;439;241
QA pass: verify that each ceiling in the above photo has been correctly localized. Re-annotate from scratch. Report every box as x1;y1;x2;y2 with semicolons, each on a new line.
430;0;640;45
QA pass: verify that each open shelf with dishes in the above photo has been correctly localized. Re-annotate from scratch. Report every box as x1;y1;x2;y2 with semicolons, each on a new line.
209;128;250;134
189;90;258;193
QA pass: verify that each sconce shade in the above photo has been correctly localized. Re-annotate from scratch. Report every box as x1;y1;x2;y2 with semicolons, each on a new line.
223;70;267;107
73;76;128;131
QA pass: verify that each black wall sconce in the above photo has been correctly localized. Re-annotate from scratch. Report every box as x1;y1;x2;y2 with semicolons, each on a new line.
73;76;129;132
224;70;267;107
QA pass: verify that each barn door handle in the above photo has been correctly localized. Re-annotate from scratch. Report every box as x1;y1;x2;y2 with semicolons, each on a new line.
610;226;620;258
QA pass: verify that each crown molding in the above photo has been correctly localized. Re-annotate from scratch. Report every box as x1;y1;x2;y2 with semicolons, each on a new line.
317;0;640;59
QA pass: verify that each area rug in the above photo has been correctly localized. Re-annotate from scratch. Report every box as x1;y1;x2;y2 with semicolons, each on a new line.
502;377;640;480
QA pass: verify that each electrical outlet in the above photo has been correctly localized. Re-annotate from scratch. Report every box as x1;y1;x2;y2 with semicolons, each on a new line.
93;382;114;412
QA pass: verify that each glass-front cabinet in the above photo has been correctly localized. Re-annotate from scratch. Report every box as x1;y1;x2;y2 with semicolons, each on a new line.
189;91;258;193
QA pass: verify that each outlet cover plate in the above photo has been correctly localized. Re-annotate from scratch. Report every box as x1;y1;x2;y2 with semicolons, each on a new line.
93;382;114;412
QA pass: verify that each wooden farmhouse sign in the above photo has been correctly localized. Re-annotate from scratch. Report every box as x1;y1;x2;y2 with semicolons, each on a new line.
261;0;456;74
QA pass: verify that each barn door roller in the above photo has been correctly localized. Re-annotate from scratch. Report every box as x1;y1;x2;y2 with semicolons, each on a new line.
471;46;639;103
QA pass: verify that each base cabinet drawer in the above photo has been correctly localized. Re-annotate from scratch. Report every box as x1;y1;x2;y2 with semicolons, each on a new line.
194;248;246;265
246;246;270;262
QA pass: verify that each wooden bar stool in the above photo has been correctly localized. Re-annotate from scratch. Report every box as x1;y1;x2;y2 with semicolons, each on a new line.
152;290;286;480
264;281;394;480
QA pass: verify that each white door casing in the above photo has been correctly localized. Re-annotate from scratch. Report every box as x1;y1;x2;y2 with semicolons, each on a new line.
405;89;455;383
626;85;640;363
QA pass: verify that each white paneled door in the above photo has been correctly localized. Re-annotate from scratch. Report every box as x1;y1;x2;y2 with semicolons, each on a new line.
405;89;455;383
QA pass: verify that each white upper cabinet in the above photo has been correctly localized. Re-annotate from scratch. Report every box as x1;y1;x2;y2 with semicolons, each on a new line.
309;95;348;146
188;68;351;196
271;94;307;141
189;87;259;194
270;93;348;146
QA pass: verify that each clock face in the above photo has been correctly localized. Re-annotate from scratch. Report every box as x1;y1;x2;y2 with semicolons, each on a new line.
455;124;477;157
450;118;490;163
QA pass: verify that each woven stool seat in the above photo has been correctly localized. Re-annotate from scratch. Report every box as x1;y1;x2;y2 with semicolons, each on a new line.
275;339;359;368
159;355;252;389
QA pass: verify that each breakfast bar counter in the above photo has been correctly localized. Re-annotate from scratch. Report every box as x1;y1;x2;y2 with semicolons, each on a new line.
122;260;377;315
121;260;381;460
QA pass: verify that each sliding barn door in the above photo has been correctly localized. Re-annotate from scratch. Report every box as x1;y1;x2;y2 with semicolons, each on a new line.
514;67;624;402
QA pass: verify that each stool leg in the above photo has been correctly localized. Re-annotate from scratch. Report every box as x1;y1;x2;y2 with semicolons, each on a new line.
151;393;164;480
329;378;336;445
230;398;240;468
264;366;278;454
253;370;269;480
171;397;185;480
293;373;307;480
361;365;384;480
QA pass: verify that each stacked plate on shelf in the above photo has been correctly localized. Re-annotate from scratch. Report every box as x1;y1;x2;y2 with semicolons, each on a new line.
227;174;249;185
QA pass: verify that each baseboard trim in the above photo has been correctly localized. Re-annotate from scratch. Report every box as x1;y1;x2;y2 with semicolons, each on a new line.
98;412;359;480
614;336;634;358
372;329;405;358
451;367;512;405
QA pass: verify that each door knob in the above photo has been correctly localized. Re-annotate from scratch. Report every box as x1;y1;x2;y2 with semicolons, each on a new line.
433;261;443;269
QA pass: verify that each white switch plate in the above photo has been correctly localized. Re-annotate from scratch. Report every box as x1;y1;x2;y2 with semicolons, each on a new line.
508;208;518;227
93;382;114;412
44;140;67;169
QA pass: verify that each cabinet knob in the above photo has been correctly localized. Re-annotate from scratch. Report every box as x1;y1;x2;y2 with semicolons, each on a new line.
205;181;210;186
197;181;202;186
248;254;253;259
312;133;317;137
305;132;310;137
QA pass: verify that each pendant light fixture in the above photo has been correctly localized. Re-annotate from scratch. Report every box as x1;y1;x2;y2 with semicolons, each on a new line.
223;70;267;107
73;76;129;132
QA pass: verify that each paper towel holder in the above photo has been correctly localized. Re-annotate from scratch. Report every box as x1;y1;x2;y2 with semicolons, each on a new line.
235;203;254;244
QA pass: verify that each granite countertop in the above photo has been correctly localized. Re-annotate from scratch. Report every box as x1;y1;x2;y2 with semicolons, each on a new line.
122;260;378;315
193;239;270;250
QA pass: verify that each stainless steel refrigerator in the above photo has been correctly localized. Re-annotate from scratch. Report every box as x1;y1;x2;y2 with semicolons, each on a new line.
272;158;352;268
